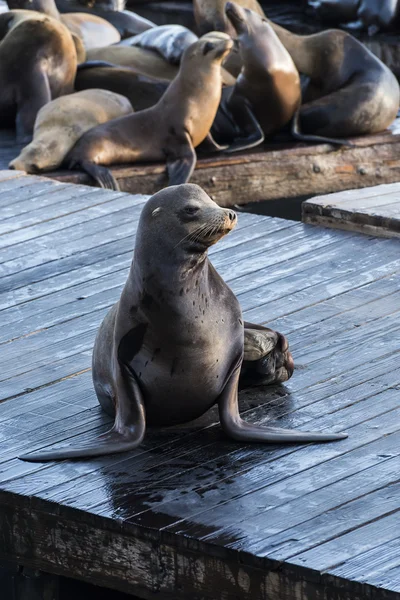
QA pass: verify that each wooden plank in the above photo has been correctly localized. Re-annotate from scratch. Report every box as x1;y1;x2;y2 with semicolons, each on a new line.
303;182;400;237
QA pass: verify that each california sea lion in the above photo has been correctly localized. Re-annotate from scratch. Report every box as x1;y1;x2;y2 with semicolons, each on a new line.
9;89;133;173
193;0;264;36
55;0;156;39
85;45;180;81
117;25;198;65
0;13;77;142
75;66;168;111
268;21;400;137
67;34;234;190
19;184;347;462
7;0;121;47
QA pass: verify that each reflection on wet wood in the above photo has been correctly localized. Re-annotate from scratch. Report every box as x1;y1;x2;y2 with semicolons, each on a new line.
0;172;399;599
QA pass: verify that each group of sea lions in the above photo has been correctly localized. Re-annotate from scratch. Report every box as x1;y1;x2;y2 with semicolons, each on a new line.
4;0;400;190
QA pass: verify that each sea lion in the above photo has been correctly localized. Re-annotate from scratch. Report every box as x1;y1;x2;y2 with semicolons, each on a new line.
117;25;198;66
7;0;121;47
268;20;400;137
85;45;180;81
67;34;234;190
19;184;347;462
75;65;168;111
9;89;133;173
0;13;77;142
357;0;399;31
56;0;156;39
193;0;264;36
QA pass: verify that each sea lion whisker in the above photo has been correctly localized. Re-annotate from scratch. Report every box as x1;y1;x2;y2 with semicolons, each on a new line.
175;222;209;247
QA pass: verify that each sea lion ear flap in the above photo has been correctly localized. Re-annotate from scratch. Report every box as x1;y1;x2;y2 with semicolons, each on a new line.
203;41;215;55
152;207;162;217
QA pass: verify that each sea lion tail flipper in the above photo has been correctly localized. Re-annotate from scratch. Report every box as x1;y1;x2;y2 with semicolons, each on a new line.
291;110;354;148
77;160;120;191
219;360;348;444
166;136;196;185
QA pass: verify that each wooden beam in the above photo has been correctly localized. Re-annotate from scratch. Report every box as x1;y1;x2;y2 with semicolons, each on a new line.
48;131;400;208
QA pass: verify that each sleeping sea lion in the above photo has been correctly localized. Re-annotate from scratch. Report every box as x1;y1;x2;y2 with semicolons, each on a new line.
117;25;198;65
0;13;77;141
268;20;400;137
67;34;234;190
19;184;347;462
9;89;133;173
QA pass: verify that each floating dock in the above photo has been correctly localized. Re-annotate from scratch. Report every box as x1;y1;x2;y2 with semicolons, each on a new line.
0;171;399;599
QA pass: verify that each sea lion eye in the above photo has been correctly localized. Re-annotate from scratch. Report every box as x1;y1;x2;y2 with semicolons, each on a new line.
184;206;200;215
203;41;215;55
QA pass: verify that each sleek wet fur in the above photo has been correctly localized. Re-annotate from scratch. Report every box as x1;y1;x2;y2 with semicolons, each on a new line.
0;11;77;141
269;20;400;137
19;184;347;462
67;34;234;190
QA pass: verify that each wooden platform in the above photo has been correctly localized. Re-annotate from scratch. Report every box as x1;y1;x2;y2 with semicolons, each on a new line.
0;170;399;599
3;124;400;207
303;182;400;238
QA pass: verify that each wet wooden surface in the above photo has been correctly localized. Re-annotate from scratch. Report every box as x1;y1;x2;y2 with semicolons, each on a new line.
303;182;400;238
4;125;400;207
0;171;399;599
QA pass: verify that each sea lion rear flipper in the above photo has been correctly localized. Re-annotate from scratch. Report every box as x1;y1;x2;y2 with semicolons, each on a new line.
166;135;196;185
291;109;354;148
75;160;120;191
198;132;229;153
219;357;348;443
19;362;146;462
224;99;265;153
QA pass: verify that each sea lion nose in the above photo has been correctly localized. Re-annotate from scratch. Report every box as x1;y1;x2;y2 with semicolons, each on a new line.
227;210;237;222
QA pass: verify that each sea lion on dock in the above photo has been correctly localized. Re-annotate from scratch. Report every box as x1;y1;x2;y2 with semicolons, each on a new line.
19;184;347;462
7;0;121;48
75;65;168;111
9;89;133;173
268;20;400;137
67;34;234;190
0;13;77;142
117;25;198;65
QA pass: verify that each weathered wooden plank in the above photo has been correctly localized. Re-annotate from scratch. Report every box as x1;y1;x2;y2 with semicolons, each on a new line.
328;538;400;584
303;182;400;237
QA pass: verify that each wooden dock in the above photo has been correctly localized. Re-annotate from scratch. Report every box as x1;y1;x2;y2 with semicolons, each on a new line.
303;182;400;238
0;170;399;599
4;125;400;207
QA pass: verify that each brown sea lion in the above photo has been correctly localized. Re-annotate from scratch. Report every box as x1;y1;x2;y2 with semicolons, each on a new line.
85;45;180;81
9;89;133;173
67;34;234;190
268;20;400;137
193;0;264;36
7;0;121;48
75;65;168;111
0;12;77;142
19;184;347;462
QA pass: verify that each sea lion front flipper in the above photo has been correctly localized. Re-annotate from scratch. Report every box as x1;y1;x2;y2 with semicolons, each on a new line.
224;98;265;153
19;362;146;462
73;160;120;191
291;109;354;148
15;68;51;144
219;357;348;443
166;134;196;185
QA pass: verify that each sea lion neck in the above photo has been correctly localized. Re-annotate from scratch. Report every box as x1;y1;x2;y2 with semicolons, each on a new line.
268;21;317;77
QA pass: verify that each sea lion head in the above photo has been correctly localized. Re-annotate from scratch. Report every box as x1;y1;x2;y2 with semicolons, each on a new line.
180;32;234;70
136;184;237;264
225;1;272;39
9;138;61;173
